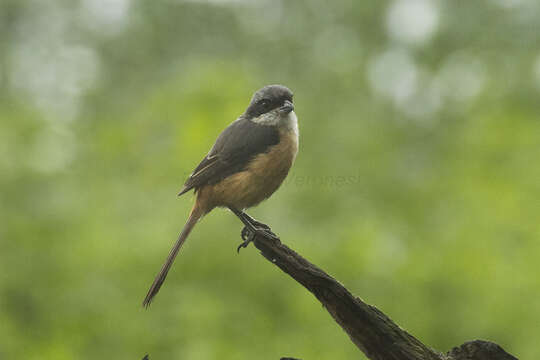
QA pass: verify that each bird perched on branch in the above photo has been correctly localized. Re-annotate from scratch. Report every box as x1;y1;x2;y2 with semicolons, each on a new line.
143;84;298;307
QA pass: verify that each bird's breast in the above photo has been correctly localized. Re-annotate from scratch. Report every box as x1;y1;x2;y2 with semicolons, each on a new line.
248;126;298;181
204;124;298;210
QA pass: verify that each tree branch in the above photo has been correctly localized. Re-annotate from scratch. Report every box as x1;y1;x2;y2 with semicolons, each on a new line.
247;230;518;360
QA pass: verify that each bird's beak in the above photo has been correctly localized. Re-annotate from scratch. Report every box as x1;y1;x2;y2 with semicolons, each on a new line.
279;100;294;114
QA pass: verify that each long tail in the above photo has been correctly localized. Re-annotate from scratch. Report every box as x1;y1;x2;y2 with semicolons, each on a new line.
143;204;203;308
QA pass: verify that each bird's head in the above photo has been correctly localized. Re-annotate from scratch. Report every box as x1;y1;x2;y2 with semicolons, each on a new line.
244;85;295;126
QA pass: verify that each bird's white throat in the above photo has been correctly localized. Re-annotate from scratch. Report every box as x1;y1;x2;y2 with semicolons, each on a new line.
252;109;298;133
285;111;299;138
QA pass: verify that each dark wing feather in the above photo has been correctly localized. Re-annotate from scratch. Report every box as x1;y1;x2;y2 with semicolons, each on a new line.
178;118;279;195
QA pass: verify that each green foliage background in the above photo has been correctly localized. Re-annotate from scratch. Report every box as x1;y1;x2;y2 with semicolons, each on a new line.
1;1;539;359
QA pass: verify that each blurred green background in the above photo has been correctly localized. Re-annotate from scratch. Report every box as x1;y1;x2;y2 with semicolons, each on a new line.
1;0;539;359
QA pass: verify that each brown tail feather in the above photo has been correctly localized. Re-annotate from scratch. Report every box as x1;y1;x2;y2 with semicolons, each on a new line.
143;205;203;308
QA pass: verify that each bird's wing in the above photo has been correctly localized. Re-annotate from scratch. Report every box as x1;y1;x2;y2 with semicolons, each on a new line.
178;118;280;196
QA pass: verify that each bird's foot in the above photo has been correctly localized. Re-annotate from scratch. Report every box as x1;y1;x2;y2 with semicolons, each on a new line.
237;229;254;252
239;213;272;232
237;222;277;253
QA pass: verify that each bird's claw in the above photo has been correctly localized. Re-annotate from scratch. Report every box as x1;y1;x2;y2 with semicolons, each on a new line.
241;226;249;241
237;224;277;253
238;227;256;253
237;236;252;253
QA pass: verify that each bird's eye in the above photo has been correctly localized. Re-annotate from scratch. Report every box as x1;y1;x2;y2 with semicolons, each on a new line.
259;99;269;107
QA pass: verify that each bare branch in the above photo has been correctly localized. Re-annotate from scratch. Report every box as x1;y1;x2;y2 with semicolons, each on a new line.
247;230;518;360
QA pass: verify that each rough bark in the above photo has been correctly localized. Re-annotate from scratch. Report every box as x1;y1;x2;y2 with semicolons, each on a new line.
246;230;518;360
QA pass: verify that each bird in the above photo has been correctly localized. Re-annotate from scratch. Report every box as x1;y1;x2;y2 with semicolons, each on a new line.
143;84;299;307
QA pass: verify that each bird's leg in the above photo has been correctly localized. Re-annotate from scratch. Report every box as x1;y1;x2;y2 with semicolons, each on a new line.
240;215;277;245
228;207;277;252
239;212;277;246
239;212;272;231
